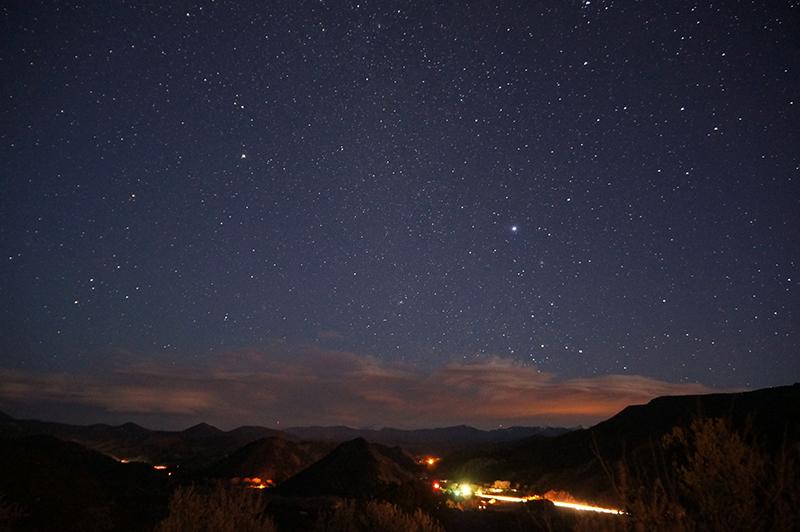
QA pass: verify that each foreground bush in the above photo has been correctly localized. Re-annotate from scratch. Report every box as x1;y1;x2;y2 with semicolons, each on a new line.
156;483;276;532
584;417;799;532
314;499;444;532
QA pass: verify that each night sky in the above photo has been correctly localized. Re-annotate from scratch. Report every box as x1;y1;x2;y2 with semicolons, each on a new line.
1;1;798;429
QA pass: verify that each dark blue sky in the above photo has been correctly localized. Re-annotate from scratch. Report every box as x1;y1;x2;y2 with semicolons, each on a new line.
1;1;798;428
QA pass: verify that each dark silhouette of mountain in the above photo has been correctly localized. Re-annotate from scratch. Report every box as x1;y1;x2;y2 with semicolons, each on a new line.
284;424;570;453
277;437;421;498
0;412;568;469
440;383;800;504
203;436;334;483
0;415;287;471
0;434;169;531
181;422;223;437
227;424;288;440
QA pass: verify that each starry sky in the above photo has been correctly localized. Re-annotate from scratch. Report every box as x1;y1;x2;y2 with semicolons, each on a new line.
1;1;798;429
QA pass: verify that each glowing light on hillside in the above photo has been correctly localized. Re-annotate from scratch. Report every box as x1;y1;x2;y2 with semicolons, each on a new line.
242;477;274;490
419;455;440;466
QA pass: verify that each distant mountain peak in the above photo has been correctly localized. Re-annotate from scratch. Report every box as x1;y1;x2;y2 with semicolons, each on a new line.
182;422;222;436
118;421;146;431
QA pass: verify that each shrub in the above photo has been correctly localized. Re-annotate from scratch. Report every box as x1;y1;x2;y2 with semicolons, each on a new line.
313;499;444;532
587;417;799;532
155;483;276;532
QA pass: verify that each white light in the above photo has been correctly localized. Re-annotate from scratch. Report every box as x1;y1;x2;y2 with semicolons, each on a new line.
551;501;624;515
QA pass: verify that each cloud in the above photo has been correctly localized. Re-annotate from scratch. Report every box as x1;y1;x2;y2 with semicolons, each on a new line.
317;329;345;341
0;348;725;429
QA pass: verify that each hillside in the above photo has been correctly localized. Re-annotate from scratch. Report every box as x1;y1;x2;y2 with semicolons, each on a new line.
276;437;421;498
203;436;334;483
0;435;169;531
439;383;800;504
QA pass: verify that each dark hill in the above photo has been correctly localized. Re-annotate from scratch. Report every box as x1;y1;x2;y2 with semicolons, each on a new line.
0;435;169;531
277;437;421;498
439;383;800;504
181;422;223;437
203;436;334;483
227;425;289;440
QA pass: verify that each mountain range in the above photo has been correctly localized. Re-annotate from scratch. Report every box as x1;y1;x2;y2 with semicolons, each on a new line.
1;383;797;530
0;412;567;470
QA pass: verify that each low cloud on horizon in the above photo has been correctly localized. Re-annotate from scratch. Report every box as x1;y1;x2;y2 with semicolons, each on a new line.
0;345;726;430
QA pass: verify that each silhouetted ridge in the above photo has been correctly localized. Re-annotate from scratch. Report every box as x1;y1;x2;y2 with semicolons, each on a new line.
439;383;800;505
226;425;288;440
277;437;419;498
0;435;168;530
284;424;570;452
0;414;288;470
204;436;333;483
182;422;223;436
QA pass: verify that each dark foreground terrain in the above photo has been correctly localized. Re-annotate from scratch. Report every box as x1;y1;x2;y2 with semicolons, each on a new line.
1;384;798;531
